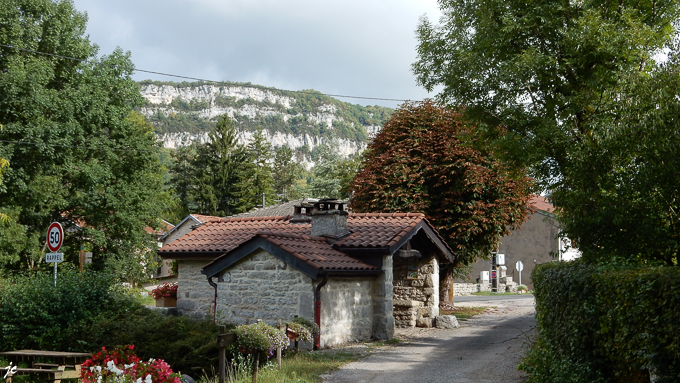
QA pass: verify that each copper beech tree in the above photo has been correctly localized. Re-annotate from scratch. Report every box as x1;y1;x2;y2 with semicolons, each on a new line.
351;100;533;270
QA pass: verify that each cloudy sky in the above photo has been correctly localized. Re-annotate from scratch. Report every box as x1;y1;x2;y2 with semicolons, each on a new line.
70;0;443;108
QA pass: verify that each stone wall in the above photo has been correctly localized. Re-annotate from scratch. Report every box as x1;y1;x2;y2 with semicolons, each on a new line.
177;260;214;320
215;250;315;326
393;255;439;328
320;278;374;347
372;255;394;341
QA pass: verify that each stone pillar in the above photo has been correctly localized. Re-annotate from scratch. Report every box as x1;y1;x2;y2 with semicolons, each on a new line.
372;255;394;340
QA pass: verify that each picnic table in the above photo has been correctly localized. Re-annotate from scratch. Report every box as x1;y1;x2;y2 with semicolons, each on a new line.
1;350;92;383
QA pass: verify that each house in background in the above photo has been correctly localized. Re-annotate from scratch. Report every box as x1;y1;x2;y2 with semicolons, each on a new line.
155;214;221;278
454;195;580;292
158;199;456;348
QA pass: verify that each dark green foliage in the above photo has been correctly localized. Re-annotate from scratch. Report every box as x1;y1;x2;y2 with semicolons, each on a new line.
414;0;680;266
0;0;167;279
0;269;223;374
522;261;680;382
82;308;223;374
0;268;129;351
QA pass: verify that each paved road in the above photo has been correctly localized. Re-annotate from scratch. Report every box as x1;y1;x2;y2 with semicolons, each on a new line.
453;294;535;303
323;296;535;383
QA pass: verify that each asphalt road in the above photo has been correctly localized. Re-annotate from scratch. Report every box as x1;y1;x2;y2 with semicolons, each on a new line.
322;296;536;383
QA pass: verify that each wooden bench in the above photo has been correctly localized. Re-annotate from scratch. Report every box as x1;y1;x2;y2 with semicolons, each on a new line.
1;350;90;383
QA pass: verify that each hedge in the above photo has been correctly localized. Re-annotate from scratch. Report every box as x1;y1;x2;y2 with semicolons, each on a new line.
521;260;680;383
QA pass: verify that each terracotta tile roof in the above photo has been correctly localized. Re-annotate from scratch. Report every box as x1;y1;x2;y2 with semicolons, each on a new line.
257;232;379;271
339;213;426;249
529;195;554;214
159;213;436;255
159;215;306;254
190;214;222;223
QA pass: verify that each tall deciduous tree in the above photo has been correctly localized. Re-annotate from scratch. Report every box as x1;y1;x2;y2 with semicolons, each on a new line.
413;0;680;265
0;0;167;279
351;101;533;269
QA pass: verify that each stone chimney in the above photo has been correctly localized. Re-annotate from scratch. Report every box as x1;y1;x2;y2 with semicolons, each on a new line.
310;199;349;238
290;202;314;224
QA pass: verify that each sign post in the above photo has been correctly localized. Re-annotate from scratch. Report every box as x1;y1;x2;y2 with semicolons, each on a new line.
515;261;524;285
46;222;64;286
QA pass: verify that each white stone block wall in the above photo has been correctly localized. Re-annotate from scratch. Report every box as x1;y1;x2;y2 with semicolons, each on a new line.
371;255;395;341
177;260;215;320
215;250;315;326
320;278;374;348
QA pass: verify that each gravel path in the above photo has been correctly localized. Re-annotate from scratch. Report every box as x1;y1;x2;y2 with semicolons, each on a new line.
322;295;536;383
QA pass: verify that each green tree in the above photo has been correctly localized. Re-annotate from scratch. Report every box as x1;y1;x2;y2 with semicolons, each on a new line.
309;144;341;199
336;152;365;200
272;146;304;201
242;129;275;209
186;115;248;216
413;0;680;265
0;0;166;280
350;101;533;269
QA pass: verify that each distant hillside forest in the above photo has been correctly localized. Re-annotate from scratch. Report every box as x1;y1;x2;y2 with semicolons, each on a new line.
138;80;394;143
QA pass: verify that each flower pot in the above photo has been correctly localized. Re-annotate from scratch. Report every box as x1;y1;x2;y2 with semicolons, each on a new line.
286;328;299;341
155;297;177;307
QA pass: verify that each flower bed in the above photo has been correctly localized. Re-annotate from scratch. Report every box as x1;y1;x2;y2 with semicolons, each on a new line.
81;345;181;383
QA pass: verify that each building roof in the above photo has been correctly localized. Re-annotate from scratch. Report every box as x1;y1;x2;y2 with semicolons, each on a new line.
159;212;455;277
228;198;318;219
529;195;554;214
161;214;222;241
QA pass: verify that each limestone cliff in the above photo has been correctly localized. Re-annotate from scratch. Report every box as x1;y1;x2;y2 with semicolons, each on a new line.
138;81;391;160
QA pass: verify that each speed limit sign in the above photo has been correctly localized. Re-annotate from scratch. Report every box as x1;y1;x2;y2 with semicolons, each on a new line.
47;222;63;252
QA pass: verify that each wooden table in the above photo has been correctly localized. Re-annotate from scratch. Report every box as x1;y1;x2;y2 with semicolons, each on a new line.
1;350;92;383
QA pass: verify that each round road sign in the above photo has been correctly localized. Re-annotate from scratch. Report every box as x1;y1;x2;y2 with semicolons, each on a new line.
47;222;63;252
516;261;524;272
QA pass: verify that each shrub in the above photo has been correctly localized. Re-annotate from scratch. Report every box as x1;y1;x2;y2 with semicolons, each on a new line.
81;307;223;374
233;322;288;357
521;261;680;382
517;284;527;292
0;267;133;351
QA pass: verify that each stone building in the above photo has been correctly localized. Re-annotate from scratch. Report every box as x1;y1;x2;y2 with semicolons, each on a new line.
452;195;581;293
158;200;455;348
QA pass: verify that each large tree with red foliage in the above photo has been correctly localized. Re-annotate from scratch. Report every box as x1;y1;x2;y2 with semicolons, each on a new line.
351;100;533;269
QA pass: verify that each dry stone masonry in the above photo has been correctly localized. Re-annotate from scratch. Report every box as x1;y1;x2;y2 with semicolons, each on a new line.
393;255;439;328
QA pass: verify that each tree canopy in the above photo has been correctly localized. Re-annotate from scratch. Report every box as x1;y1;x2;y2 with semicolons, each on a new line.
413;0;680;265
0;0;167;281
351;101;533;268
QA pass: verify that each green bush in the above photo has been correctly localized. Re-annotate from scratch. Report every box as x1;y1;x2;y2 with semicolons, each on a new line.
521;261;680;383
0;268;225;375
81;307;225;374
0;267;131;351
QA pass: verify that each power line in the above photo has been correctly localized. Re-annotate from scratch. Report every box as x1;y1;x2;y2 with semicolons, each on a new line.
0;44;407;103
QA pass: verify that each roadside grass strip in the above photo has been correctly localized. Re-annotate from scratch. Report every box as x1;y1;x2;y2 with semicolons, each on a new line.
440;306;490;320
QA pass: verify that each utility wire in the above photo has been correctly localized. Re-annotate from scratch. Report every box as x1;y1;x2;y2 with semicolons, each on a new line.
0;44;408;103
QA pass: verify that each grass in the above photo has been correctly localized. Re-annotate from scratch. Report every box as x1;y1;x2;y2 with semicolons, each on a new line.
199;350;362;383
125;287;156;305
440;306;490;320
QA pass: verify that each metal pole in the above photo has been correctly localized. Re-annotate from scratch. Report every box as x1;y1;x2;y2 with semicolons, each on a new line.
218;326;225;383
262;193;265;208
53;262;57;287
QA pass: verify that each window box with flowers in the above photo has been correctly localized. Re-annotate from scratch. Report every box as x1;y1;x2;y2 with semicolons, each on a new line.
285;317;319;342
150;283;177;307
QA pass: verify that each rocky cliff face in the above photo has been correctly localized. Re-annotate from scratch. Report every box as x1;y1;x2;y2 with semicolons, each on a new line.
138;82;390;162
